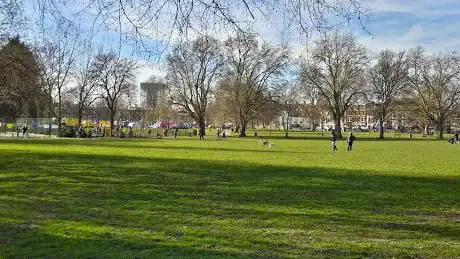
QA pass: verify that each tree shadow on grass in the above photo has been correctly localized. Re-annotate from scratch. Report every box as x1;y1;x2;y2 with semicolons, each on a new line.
0;138;319;154
0;149;459;257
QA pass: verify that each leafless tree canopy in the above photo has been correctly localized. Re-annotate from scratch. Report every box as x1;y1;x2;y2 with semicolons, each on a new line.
408;48;460;139
36;30;78;135
302;31;367;138
224;33;289;137
92;52;137;134
299;64;328;131
29;0;368;57
0;0;25;39
368;49;409;139
70;46;100;127
167;36;225;137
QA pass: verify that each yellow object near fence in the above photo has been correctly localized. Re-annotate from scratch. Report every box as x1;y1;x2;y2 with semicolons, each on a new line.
83;120;94;127
6;123;13;129
100;121;110;127
62;118;79;127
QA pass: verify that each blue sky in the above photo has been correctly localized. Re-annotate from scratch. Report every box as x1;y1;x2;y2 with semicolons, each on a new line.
142;0;460;83
19;0;460;82
357;0;460;52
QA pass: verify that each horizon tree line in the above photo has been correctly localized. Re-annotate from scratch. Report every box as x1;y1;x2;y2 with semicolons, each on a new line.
1;31;459;139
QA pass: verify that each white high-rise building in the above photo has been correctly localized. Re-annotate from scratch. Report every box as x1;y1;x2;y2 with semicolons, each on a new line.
140;82;168;108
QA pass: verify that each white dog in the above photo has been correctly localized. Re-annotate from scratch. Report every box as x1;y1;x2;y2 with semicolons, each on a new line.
259;138;275;149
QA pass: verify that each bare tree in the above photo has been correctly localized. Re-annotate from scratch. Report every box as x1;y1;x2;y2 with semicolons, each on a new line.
36;28;78;136
299;72;326;131
224;33;289;137
302;31;367;138
209;83;233;127
0;0;25;39
92;52;137;135
253;97;281;129
408;48;460;139
70;46;100;128
33;0;367;58
277;82;298;137
167;36;225;139
368;49;409;139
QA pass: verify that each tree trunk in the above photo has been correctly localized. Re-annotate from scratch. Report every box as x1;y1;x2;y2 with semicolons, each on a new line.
77;115;83;138
285;114;289;138
78;112;83;130
48;109;52;138
379;117;385;139
57;116;62;137
110;109;115;137
57;97;62;137
334;117;342;138
438;119;444;139
239;119;247;137
198;116;206;140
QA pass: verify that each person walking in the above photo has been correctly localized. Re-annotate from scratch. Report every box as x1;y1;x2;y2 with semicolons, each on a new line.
347;132;356;151
22;124;28;138
216;127;222;141
174;128;179;139
199;128;204;140
331;131;338;151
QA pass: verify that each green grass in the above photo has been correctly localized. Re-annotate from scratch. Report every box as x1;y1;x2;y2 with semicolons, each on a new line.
0;137;459;258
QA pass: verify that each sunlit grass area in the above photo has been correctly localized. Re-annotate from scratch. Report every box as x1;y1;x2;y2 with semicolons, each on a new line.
0;137;459;257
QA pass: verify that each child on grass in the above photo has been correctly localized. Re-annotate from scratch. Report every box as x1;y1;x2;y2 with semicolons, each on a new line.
347;132;356;151
331;131;338;151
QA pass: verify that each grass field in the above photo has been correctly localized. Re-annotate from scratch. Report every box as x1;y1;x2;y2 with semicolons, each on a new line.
0;137;459;258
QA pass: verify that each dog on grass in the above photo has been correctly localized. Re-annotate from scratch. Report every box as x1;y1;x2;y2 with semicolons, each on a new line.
259;138;275;149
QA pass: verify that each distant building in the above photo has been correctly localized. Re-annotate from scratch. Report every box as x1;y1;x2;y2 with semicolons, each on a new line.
140;82;168;108
344;104;377;130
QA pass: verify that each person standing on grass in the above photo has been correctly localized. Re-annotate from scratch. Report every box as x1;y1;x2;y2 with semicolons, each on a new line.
331;131;338;151
448;132;457;144
347;132;356;151
174;128;179;139
22;124;28;138
216;127;221;141
77;125;83;138
199;128;204;140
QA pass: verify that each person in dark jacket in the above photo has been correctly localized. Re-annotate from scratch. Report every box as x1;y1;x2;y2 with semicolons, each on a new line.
174;128;179;139
347;132;356;151
331;131;338;151
199;128;204;140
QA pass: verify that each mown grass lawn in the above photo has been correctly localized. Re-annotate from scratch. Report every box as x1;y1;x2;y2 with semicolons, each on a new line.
0;137;459;258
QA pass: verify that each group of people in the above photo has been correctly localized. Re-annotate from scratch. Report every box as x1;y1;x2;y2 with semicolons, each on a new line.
216;128;227;141
13;124;29;137
331;131;356;152
17;124;28;137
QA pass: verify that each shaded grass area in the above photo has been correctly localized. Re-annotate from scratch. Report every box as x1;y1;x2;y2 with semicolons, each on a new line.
0;138;459;258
